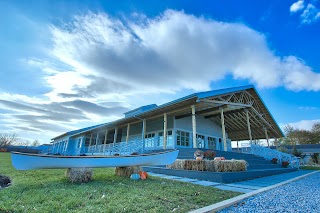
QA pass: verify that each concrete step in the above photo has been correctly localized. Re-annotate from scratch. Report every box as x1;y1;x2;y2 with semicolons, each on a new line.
143;166;297;183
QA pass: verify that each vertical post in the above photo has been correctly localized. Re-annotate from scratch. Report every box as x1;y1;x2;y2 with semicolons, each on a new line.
163;113;167;149
237;141;239;153
191;105;197;148
64;139;69;155
221;108;227;151
126;124;130;143
246;109;253;144
264;127;270;148
142;119;146;152
103;129;108;153
95;132;99;153
88;133;93;153
172;116;176;149
113;127;118;147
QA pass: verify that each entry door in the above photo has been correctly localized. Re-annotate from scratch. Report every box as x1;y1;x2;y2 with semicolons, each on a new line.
196;134;205;148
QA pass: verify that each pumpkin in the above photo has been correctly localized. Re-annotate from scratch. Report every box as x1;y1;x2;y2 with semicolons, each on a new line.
130;173;140;180
139;171;148;180
221;157;226;160
196;156;203;161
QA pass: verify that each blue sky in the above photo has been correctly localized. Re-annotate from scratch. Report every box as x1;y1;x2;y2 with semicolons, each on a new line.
0;0;319;144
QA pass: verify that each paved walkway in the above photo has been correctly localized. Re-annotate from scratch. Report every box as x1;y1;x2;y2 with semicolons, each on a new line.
148;170;314;193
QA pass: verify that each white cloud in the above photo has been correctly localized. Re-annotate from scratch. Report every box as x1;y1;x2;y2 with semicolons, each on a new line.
301;4;320;24
34;9;320;102
290;0;305;13
298;106;317;110
284;119;320;131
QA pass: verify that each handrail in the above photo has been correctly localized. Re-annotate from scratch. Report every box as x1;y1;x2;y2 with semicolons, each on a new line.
250;144;300;169
87;136;172;156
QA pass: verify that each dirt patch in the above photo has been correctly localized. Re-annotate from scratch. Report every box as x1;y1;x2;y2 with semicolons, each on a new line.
0;174;11;189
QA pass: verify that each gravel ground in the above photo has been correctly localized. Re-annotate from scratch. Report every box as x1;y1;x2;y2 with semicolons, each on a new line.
219;172;320;213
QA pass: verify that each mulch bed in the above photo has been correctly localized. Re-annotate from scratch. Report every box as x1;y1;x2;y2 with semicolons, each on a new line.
0;174;11;189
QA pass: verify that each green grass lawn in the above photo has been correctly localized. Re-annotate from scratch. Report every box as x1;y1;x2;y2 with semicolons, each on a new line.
300;165;320;170
0;152;240;212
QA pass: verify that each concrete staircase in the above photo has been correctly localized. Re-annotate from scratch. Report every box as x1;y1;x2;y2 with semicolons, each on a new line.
144;148;297;183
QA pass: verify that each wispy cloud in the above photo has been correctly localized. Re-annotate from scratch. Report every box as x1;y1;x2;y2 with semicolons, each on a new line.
290;1;320;24
290;0;305;13
298;106;318;110
283;119;320;131
301;3;320;24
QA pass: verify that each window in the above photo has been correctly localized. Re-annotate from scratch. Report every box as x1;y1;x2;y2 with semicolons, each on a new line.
176;130;190;147
208;137;216;149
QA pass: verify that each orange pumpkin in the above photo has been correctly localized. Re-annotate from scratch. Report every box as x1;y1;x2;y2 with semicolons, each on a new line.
139;171;148;180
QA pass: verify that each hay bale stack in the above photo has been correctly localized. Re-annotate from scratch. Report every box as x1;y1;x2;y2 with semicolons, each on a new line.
115;166;142;178
167;159;247;172
214;159;247;172
65;168;93;183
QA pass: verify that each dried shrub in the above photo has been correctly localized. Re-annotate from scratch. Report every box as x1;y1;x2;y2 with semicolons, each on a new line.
203;150;216;160
0;175;11;188
271;158;278;164
65;168;93;183
115;166;142;178
282;161;289;168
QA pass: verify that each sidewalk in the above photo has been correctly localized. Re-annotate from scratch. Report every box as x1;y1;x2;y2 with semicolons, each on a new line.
148;170;314;193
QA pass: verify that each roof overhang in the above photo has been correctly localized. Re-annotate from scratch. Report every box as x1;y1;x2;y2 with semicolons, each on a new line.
60;85;284;141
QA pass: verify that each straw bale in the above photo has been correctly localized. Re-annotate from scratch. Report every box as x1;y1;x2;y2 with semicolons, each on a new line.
65;168;93;183
115;166;142;178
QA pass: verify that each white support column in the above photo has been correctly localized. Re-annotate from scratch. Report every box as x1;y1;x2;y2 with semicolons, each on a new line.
172;116;176;149
163;113;167;149
88;133;93;152
192;105;197;148
264;127;270;148
64;139;69;154
113;127;118;146
142;119;146;152
246;109;253;145
237;141;239;153
95;132;99;152
126;124;130;143
221;108;227;151
103;129;108;154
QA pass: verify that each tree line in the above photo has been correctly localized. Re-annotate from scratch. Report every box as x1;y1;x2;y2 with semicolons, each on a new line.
278;122;320;146
0;133;40;147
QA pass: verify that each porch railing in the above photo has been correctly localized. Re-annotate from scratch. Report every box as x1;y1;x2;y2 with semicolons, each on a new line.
250;144;300;169
87;136;171;156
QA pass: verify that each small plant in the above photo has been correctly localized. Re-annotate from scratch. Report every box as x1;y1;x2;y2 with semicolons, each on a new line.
311;153;319;164
203;150;216;160
271;158;278;164
194;150;204;158
282;161;289;168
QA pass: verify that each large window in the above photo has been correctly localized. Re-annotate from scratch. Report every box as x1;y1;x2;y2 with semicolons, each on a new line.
176;130;190;147
208;137;216;149
158;130;173;147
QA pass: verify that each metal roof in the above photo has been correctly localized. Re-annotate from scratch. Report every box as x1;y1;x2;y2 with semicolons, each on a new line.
53;85;284;141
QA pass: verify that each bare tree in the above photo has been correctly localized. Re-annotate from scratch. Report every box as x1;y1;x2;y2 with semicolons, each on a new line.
32;140;40;146
0;133;19;147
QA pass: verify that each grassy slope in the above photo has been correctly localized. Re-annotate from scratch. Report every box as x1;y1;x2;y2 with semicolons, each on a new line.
300;166;320;170
0;153;240;213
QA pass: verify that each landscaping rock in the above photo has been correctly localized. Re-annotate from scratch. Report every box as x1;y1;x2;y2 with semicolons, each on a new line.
65;168;93;183
115;166;142;178
0;174;11;189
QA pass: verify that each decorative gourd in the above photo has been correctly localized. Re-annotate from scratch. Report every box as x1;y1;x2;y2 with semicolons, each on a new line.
139;171;148;180
196;156;203;161
214;157;226;161
130;173;140;180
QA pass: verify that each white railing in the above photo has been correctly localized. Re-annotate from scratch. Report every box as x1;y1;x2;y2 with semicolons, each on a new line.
250;144;300;169
87;136;170;156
